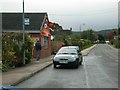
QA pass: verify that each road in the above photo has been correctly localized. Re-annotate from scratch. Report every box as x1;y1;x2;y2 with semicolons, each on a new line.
17;44;118;88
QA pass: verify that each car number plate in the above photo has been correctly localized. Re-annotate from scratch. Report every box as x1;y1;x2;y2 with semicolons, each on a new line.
60;61;68;64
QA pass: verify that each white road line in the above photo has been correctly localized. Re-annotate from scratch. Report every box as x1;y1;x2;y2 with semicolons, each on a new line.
83;57;90;88
115;60;118;62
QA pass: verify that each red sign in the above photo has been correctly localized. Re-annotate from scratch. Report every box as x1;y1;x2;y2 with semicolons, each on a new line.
41;31;51;37
48;22;54;28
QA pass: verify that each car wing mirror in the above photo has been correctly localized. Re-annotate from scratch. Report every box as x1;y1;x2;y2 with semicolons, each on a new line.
53;52;57;55
79;52;82;55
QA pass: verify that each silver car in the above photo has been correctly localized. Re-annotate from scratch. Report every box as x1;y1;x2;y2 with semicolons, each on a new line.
62;46;81;52
60;46;83;61
53;47;82;68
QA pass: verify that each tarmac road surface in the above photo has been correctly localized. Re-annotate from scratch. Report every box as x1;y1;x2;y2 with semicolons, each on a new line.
84;44;118;88
17;44;118;88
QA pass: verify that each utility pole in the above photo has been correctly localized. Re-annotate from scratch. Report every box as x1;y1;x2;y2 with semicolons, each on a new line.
23;0;25;65
79;25;81;39
79;24;85;39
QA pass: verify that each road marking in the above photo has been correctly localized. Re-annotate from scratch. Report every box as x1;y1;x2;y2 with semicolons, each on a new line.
115;60;118;62
83;58;90;88
97;56;102;58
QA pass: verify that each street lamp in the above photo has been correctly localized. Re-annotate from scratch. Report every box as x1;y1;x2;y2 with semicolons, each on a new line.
79;23;85;39
22;0;25;65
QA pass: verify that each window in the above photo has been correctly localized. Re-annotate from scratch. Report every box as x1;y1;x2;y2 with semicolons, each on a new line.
24;18;30;25
44;36;48;48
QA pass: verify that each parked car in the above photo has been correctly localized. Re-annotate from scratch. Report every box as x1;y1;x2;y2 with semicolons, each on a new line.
61;46;83;61
0;86;18;90
62;46;80;52
53;46;83;68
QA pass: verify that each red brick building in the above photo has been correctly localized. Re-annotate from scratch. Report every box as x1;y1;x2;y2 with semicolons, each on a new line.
2;12;52;58
31;14;52;58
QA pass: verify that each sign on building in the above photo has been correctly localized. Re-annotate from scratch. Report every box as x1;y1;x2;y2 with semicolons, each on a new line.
24;18;30;25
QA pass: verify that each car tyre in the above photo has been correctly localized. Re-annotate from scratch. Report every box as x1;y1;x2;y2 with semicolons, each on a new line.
54;64;57;68
75;64;79;68
75;62;79;68
79;57;83;65
79;61;82;65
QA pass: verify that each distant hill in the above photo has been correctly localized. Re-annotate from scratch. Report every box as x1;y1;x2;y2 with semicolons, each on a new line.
96;29;113;36
72;31;80;35
72;29;114;36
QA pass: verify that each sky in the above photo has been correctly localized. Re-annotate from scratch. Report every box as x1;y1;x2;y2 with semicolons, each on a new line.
0;0;119;31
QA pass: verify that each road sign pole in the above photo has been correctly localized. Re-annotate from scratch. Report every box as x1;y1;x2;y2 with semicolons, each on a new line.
23;0;25;65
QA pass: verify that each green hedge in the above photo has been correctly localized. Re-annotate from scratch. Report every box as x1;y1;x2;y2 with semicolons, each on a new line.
114;39;120;48
110;38;120;49
2;32;34;71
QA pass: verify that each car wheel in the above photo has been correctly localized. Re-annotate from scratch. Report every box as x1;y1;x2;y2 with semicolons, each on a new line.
54;64;57;68
75;64;79;68
79;61;82;65
75;62;79;68
79;57;83;65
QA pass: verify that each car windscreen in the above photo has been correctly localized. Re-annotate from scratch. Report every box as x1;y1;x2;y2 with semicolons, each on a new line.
57;48;77;55
62;46;80;52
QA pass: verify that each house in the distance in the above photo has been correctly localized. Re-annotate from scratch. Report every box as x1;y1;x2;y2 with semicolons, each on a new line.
2;12;52;58
51;28;72;36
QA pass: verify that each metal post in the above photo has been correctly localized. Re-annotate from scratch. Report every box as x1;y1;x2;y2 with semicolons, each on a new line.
80;24;85;39
79;25;81;39
86;28;89;40
23;0;25;65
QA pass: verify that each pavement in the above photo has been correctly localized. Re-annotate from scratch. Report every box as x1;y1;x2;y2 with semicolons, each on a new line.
107;44;119;51
1;44;97;86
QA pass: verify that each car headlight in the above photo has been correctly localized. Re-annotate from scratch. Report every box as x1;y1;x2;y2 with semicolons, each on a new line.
71;56;76;61
53;57;58;61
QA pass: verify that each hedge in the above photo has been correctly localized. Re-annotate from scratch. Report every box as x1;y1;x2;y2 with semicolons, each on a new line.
2;32;34;71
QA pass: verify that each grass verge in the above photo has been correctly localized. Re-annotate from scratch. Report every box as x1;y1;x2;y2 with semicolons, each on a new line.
82;44;94;50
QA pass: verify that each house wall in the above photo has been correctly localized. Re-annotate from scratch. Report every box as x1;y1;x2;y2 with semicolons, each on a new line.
2;13;52;59
31;14;52;59
31;32;51;58
40;36;51;58
39;16;52;58
31;33;40;58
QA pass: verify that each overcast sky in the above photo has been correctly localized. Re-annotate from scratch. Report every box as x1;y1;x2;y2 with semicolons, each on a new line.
0;0;119;31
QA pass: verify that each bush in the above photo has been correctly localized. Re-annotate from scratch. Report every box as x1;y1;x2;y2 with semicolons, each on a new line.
2;32;34;71
53;33;93;52
2;33;17;71
114;39;120;48
1;63;11;72
51;41;63;54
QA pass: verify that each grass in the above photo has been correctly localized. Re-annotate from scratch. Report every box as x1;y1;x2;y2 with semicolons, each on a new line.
82;44;94;50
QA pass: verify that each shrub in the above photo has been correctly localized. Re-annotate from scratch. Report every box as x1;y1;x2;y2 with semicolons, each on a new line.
2;33;17;71
51;41;63;54
114;39;120;48
2;32;34;71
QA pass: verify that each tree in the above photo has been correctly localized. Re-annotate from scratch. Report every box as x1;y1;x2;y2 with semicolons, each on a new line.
98;34;105;41
106;32;115;41
81;29;98;42
51;23;63;32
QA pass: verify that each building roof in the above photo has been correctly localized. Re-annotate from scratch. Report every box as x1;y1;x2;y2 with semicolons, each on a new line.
61;29;72;35
2;13;47;33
